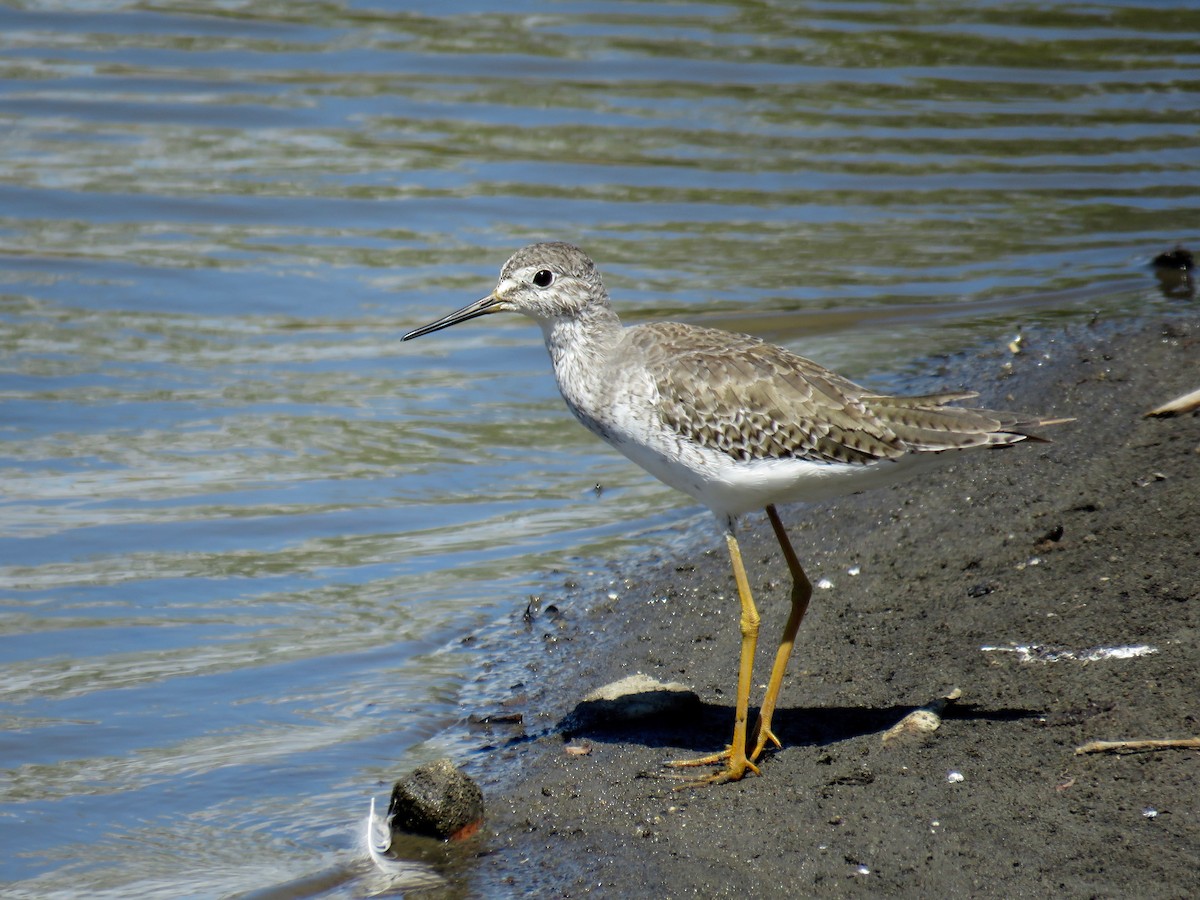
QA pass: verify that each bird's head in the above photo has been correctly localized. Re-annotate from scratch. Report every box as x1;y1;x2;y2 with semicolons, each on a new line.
401;242;608;340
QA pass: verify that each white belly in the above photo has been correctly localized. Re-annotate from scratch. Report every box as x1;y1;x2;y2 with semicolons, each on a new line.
605;424;944;521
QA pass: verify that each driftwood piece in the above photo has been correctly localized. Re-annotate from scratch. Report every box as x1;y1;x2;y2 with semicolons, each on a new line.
1145;387;1200;417
1074;737;1200;755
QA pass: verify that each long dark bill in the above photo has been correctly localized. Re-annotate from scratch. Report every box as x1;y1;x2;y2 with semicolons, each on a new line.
401;295;503;341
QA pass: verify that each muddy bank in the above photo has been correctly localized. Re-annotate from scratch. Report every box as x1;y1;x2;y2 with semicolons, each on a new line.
460;314;1199;897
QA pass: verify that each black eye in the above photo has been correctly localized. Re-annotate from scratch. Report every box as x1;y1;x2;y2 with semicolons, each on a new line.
532;269;555;288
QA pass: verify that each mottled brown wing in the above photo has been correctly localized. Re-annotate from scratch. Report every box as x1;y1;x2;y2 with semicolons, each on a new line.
627;323;1056;463
628;323;908;464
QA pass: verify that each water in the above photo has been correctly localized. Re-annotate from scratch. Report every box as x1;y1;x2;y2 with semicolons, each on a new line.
1;1;1198;895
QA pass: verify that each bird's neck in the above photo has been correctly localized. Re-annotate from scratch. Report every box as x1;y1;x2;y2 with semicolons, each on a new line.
538;302;624;427
538;301;623;373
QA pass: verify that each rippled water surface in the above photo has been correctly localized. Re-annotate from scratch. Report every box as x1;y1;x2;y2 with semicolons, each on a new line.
2;1;1198;895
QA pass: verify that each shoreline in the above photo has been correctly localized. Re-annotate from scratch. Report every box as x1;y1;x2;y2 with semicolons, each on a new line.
457;312;1199;897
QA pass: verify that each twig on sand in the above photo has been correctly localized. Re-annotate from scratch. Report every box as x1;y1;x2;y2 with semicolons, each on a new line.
1074;737;1200;755
882;688;963;744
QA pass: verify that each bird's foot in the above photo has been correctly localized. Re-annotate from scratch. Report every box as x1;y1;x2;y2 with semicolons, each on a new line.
749;720;782;762
663;747;759;789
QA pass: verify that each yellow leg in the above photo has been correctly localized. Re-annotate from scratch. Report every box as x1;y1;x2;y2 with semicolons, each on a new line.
749;504;812;762
667;528;762;785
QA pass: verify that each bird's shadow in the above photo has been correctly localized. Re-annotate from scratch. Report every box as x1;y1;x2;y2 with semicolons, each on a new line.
558;694;1040;754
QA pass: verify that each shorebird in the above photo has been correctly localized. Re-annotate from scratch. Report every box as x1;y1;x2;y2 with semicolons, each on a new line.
402;242;1067;786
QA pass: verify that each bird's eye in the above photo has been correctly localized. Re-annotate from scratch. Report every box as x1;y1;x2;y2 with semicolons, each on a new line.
532;270;555;288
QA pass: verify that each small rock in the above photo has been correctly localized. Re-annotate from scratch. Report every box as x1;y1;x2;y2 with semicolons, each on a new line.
881;688;961;745
1152;246;1196;298
1152;245;1194;270
388;758;484;841
567;674;700;730
1035;524;1065;550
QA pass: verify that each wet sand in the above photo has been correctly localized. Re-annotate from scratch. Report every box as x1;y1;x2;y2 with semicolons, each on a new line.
461;314;1199;897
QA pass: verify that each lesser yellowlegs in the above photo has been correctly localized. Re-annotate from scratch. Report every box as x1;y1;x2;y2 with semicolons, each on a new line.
402;242;1068;786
